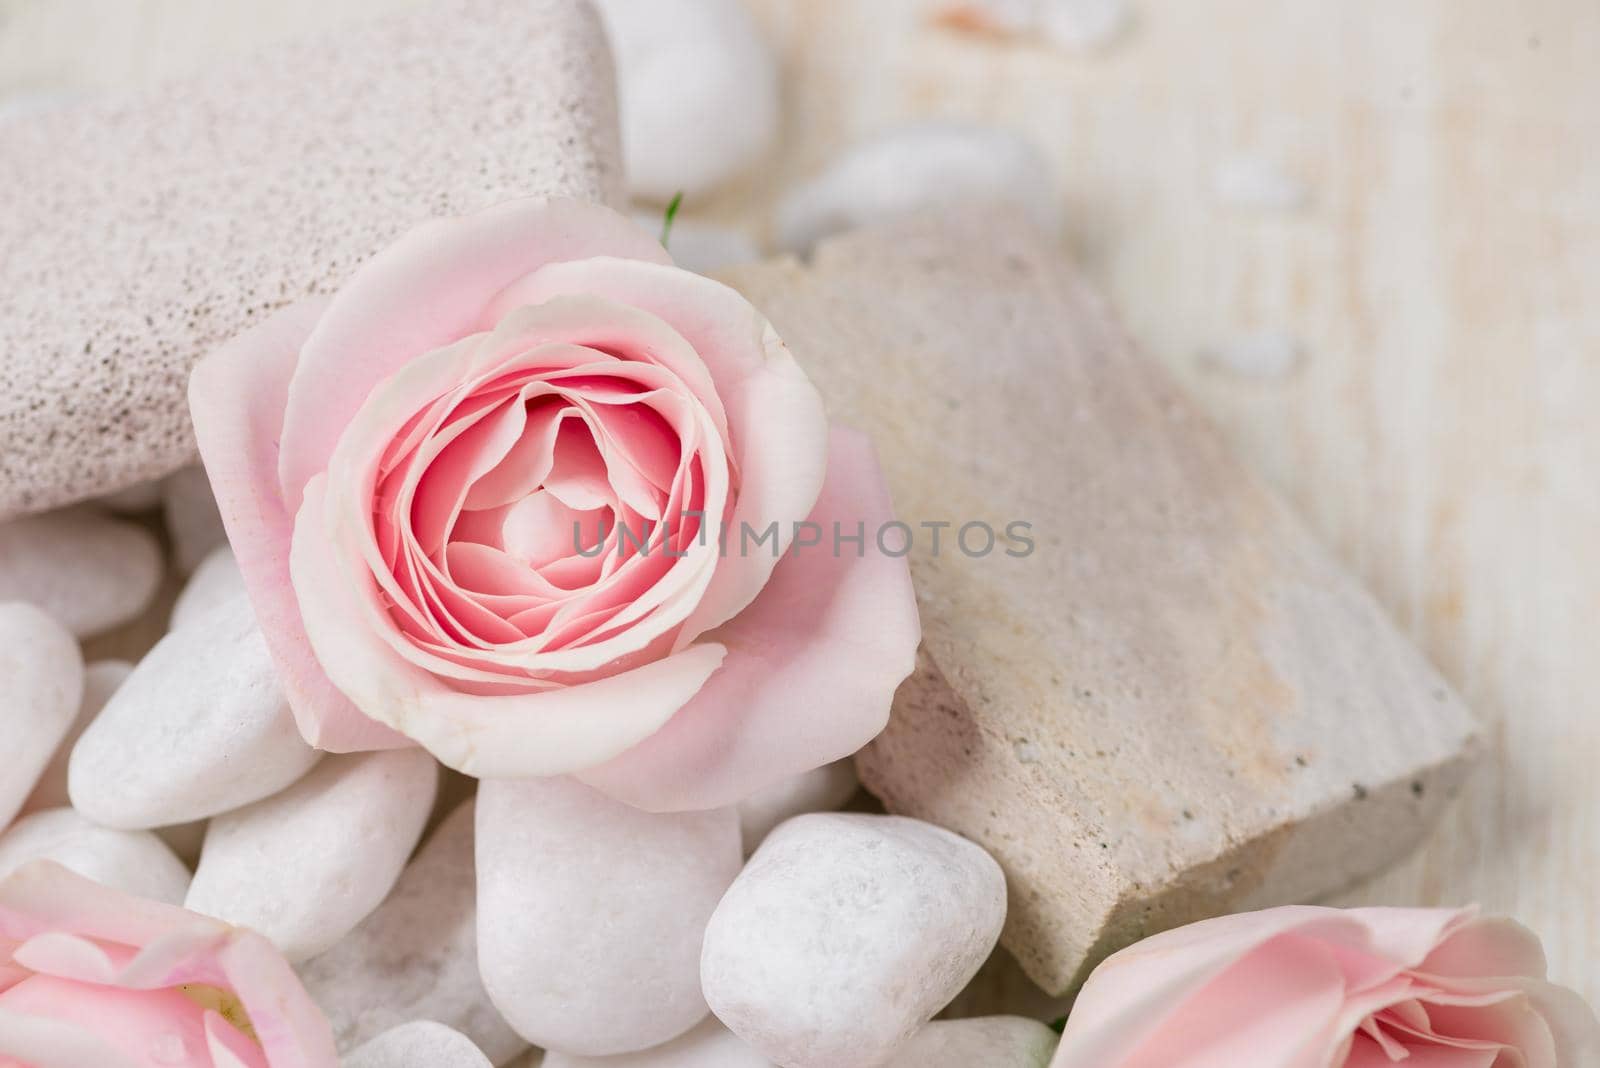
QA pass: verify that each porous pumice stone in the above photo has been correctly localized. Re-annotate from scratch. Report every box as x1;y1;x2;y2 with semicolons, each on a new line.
162;466;229;575
342;1021;493;1068
0;603;84;827
595;0;778;201
774;121;1061;254
0;0;622;519
67;592;321;829
542;1017;769;1068
737;759;859;855
21;659;132;816
701;813;1007;1068
0;510;162;637
883;1017;1058;1067
300;801;529;1064
477;778;742;1057
168;545;247;631
0;808;191;906
186;749;438;963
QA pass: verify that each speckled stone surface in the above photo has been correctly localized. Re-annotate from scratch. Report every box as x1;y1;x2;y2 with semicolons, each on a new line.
0;0;622;518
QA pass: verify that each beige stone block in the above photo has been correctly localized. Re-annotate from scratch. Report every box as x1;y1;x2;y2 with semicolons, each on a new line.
0;0;622;518
718;209;1481;997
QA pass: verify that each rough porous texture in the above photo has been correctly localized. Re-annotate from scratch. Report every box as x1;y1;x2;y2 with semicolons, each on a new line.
0;0;623;518
719;209;1482;997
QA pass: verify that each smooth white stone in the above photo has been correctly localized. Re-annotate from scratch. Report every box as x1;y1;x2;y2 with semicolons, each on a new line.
775;122;1060;254
937;0;1130;52
0;808;190;905
169;545;246;631
343;1022;494;1068
595;0;778;201
300;802;530;1064
21;659;132;816
1200;329;1305;379
737;760;858;855
67;593;321;829
635;211;763;275
98;478;165;513
883;1017;1058;1067
163;465;229;574
701;813;1007;1068
477;778;742;1057
0;510;163;637
543;1017;768;1068
1210;154;1310;211
0;603;84;827
187;749;438;962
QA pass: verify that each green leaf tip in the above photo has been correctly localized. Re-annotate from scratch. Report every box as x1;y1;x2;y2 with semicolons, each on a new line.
660;191;684;249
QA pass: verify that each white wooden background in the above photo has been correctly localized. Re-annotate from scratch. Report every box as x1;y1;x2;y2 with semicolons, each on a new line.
3;0;1596;1003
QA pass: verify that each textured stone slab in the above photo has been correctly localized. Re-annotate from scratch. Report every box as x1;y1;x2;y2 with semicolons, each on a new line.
0;0;622;518
718;209;1481;996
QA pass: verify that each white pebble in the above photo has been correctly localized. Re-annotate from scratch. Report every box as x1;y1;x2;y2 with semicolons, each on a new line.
343;1021;493;1068
776;122;1060;253
0;510;163;637
300;801;530;1064
1200;329;1304;378
67;593;321;828
163;465;229;574
737;760;858;854
635;211;763;275
0;603;84;827
544;1017;767;1068
937;0;1130;52
477;778;741;1057
187;749;437;962
1210;154;1309;212
97;477;165;513
702;814;1007;1068
595;0;779;201
169;545;246;631
884;1017;1059;1067
0;808;190;905
21;659;132;815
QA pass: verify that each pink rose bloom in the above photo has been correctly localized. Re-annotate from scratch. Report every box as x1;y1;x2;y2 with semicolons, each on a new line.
190;197;919;810
1052;905;1600;1068
0;861;335;1067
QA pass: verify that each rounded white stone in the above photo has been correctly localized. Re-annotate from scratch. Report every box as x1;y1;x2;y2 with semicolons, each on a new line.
701;813;1007;1068
543;1016;767;1068
300;801;529;1064
477;777;742;1057
595;0;778;201
737;759;859;855
0;510;163;638
169;545;246;631
635;211;763;276
21;659;132;816
0;808;191;906
186;748;437;962
884;1016;1058;1067
342;1021;493;1068
163;465;229;574
0;603;84;827
775;122;1061;254
67;592;321;829
937;0;1130;53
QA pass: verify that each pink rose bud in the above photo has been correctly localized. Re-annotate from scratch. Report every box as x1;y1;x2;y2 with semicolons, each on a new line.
1052;905;1600;1067
0;860;336;1067
189;197;920;811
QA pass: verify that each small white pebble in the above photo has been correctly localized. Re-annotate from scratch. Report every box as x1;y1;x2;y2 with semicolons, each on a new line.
737;760;859;854
21;659;133;815
937;0;1131;53
0;603;84;826
595;0;779;201
169;545;246;631
635;211;763;275
163;465;229;574
884;1016;1059;1067
543;1016;766;1068
776;122;1060;254
342;1021;493;1068
0;510;163;638
1210;154;1309;212
0;808;191;906
1201;330;1305;379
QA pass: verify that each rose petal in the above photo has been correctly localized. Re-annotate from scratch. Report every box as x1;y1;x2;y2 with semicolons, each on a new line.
189;299;412;753
277;199;671;512
576;428;920;811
